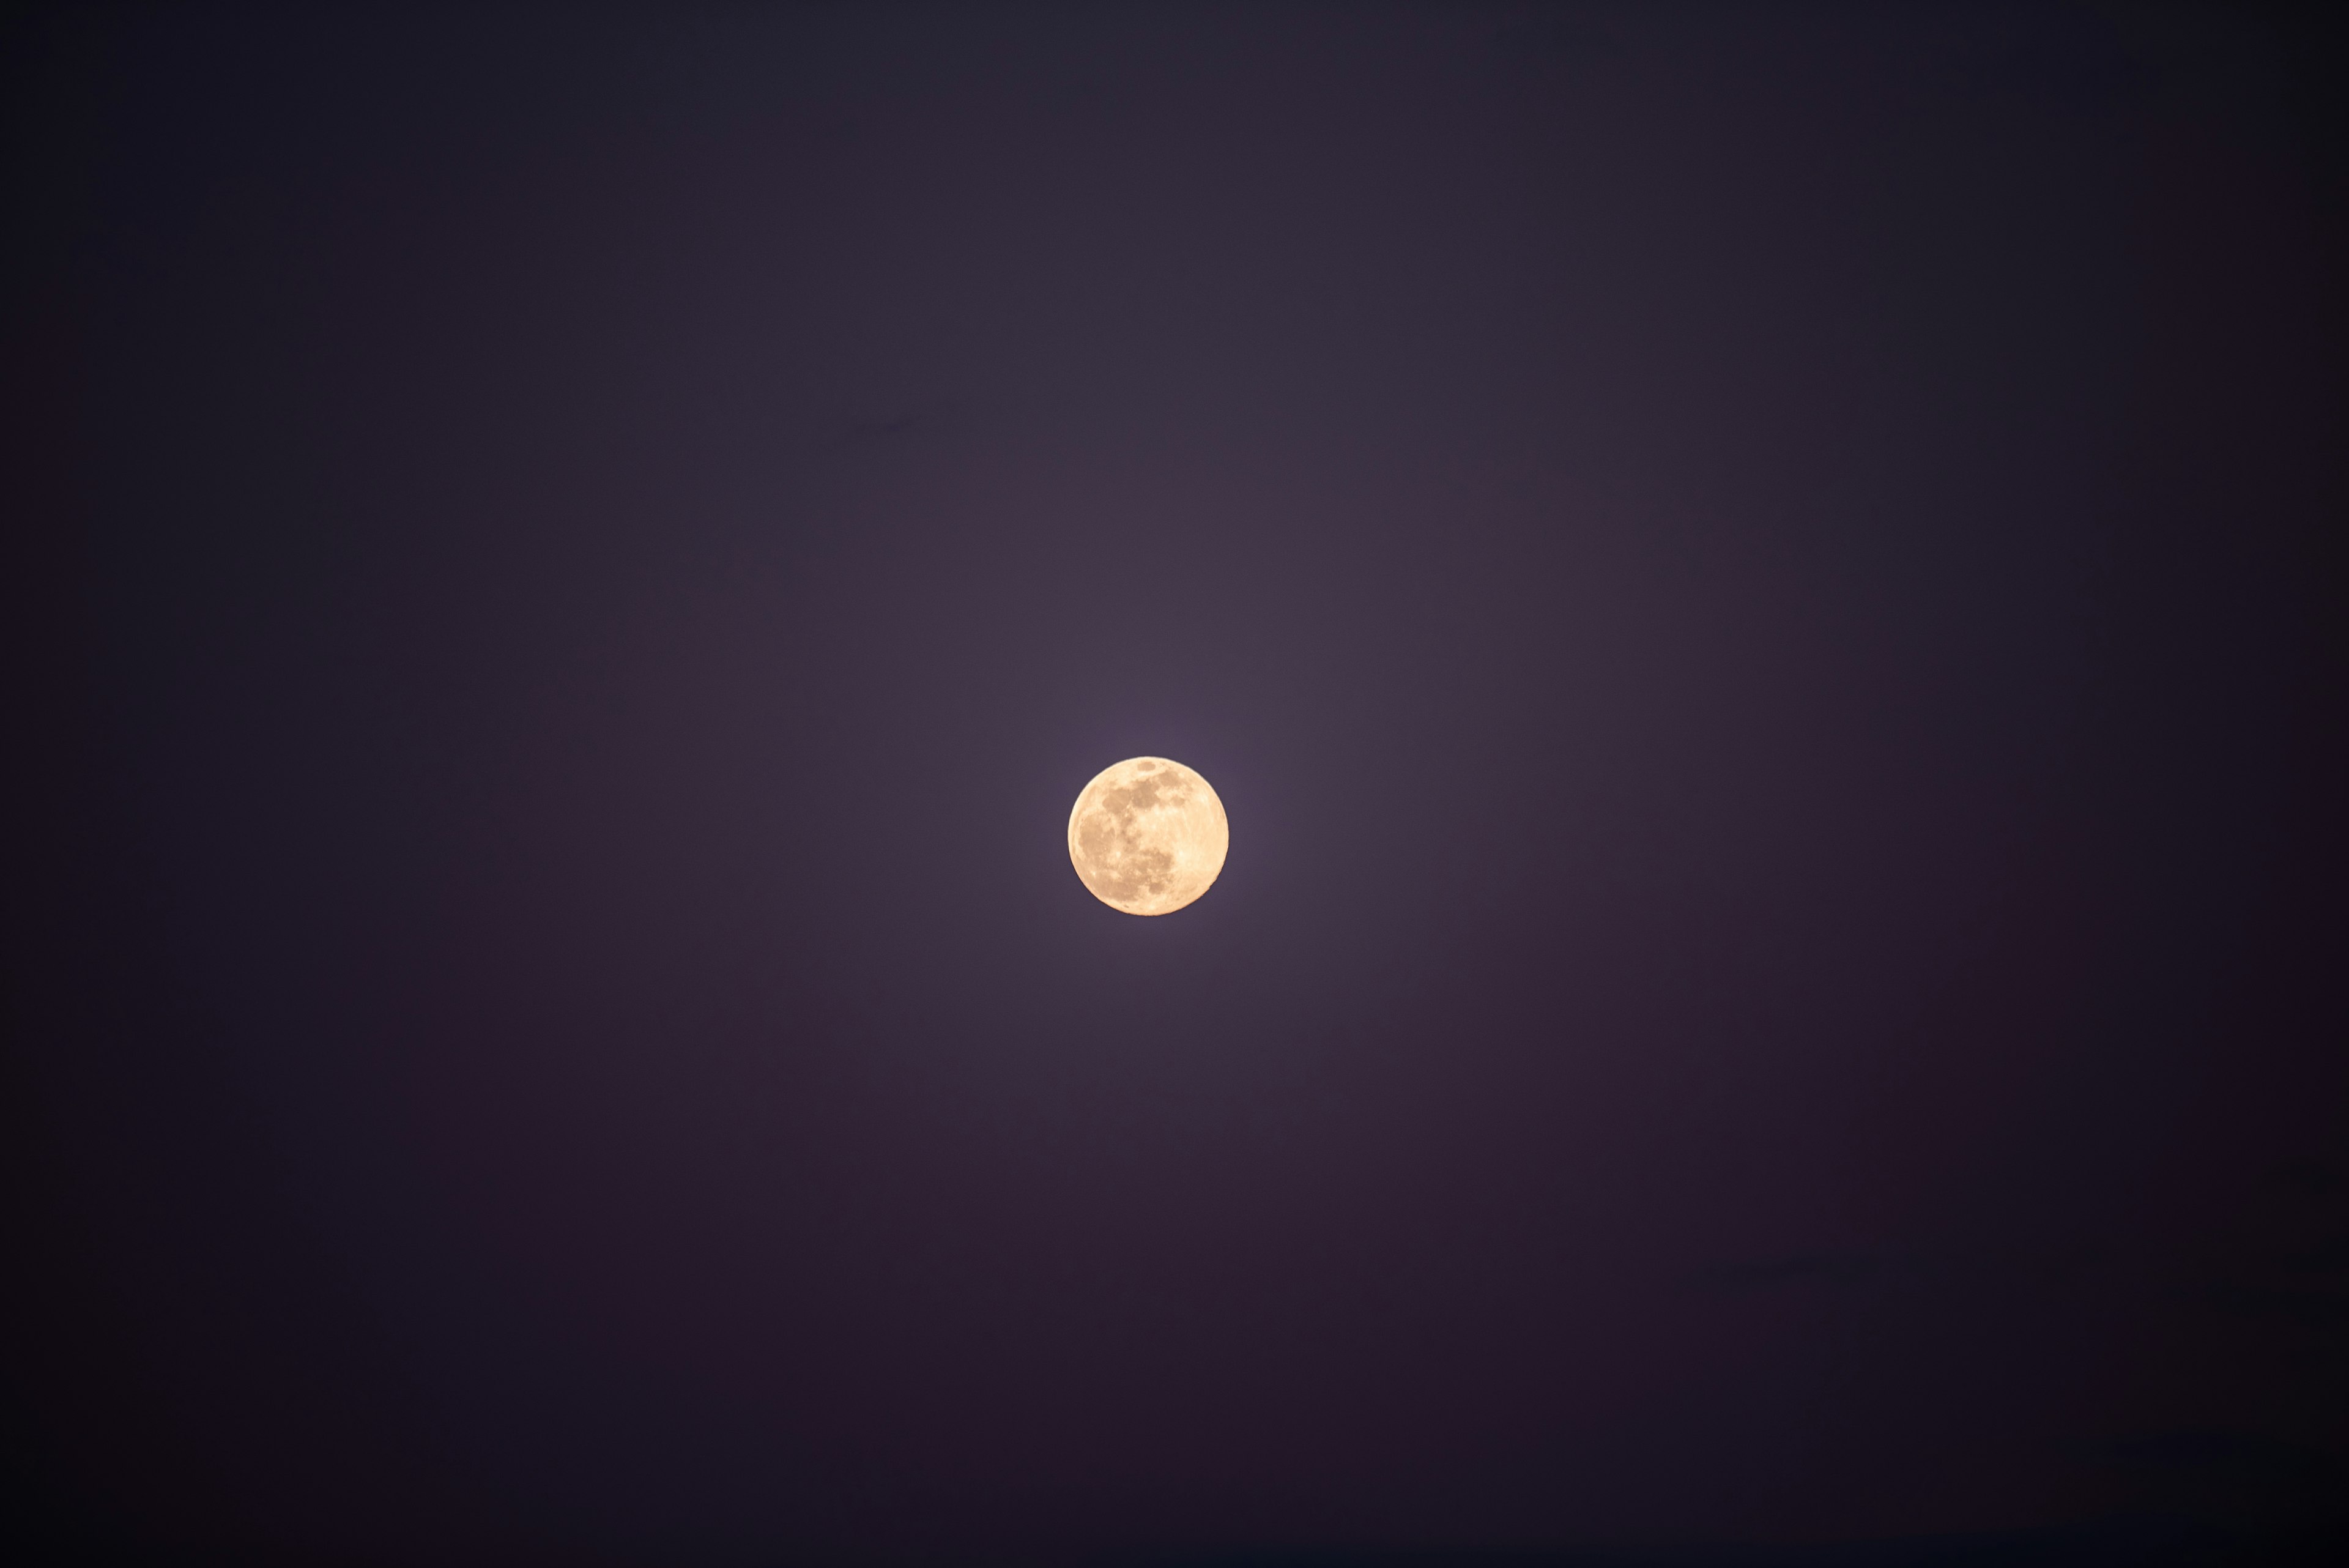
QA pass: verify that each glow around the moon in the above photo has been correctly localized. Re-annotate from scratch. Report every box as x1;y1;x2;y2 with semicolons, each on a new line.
1067;757;1228;916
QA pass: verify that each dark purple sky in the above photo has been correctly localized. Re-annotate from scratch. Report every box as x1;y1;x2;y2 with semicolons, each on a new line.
11;4;2345;1564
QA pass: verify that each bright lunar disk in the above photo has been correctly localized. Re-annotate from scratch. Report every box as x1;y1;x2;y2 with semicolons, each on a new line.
1067;757;1229;916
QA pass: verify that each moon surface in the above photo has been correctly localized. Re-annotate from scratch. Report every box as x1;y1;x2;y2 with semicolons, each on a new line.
1067;757;1229;916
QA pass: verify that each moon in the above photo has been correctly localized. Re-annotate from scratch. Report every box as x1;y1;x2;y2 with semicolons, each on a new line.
1067;757;1230;916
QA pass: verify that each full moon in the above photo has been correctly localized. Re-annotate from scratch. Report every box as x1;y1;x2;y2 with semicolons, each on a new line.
1067;757;1230;916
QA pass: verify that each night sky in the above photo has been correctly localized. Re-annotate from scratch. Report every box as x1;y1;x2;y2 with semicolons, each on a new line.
9;4;2346;1564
